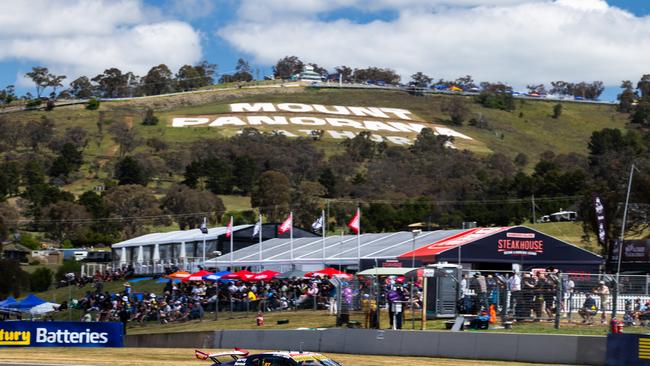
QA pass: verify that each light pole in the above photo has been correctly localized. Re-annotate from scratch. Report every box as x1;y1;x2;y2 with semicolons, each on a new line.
612;163;638;320
411;229;421;329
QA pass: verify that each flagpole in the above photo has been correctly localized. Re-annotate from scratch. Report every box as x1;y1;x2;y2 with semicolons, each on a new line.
258;214;263;270
290;211;294;268
356;207;361;268
230;216;234;265
322;209;326;265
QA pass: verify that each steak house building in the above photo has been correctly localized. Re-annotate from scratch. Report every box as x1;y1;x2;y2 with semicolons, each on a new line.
397;226;603;272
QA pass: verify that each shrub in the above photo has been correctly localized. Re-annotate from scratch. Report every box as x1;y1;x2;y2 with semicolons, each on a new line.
29;267;53;292
25;99;43;109
142;108;159;126
18;233;41;250
86;98;100;110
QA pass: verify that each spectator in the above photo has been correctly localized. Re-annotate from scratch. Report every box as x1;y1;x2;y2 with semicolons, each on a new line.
578;294;598;324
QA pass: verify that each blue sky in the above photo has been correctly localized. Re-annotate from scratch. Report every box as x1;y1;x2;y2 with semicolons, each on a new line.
1;0;649;101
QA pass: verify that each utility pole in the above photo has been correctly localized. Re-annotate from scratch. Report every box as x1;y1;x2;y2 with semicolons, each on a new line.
532;194;536;224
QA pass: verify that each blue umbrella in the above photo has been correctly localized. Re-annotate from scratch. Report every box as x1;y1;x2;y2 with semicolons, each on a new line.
203;271;231;281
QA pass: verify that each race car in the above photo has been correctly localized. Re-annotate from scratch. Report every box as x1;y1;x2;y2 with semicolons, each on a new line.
195;348;342;366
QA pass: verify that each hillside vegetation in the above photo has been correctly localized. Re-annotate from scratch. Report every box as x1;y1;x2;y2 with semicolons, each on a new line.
0;85;647;259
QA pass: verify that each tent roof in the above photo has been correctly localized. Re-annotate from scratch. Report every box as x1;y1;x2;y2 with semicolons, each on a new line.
397;226;603;265
112;225;252;248
0;296;17;307
9;294;46;309
204;230;464;267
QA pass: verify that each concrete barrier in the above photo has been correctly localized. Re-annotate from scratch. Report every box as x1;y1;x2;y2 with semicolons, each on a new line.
126;328;607;365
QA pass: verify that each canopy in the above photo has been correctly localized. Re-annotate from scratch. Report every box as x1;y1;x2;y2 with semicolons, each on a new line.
0;296;17;307
9;294;46;310
223;270;255;281
357;267;418;276
183;270;214;282
307;267;351;279
275;269;308;279
29;302;60;315
203;271;231;281
168;271;191;279
253;270;280;281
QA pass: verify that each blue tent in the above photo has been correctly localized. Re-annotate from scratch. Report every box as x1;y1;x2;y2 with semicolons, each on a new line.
8;294;46;310
0;296;17;308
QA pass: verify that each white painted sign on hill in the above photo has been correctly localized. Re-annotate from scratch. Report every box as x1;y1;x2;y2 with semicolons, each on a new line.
171;103;474;146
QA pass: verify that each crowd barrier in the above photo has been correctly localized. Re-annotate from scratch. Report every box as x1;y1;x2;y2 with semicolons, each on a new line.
125;328;606;365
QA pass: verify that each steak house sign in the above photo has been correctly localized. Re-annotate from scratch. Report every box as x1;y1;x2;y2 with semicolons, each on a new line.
172;103;474;145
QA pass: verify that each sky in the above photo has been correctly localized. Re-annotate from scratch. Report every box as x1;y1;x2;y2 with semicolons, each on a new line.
0;0;649;101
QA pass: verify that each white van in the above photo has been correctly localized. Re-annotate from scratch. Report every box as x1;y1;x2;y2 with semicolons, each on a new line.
73;250;88;261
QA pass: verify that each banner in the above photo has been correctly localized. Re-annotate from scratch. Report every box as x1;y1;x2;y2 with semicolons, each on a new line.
0;321;123;347
610;239;650;263
593;195;606;244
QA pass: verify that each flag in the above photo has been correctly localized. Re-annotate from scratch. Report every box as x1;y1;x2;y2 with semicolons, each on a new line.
278;213;292;234
348;208;360;234
199;221;208;234
252;219;261;238
594;195;606;244
312;214;324;232
226;216;233;238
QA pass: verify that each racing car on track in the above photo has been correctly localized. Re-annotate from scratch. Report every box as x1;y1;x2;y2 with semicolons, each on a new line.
195;348;342;366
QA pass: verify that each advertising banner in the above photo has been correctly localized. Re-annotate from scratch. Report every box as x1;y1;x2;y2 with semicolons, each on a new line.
0;321;123;347
610;239;650;263
606;334;650;365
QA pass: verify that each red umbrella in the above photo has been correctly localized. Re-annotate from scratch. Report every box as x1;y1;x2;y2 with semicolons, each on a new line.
182;270;214;282
253;270;280;281
168;271;191;279
222;269;256;281
309;267;351;279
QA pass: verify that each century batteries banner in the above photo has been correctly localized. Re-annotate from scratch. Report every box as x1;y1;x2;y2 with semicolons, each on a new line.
0;321;123;347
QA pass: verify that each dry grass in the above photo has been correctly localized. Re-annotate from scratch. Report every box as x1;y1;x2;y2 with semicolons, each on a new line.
0;347;568;366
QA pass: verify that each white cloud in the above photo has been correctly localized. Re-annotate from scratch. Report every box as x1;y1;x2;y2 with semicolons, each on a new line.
0;0;202;81
220;0;650;87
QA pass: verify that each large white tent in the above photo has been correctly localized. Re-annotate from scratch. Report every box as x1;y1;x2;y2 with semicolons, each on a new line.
203;230;464;271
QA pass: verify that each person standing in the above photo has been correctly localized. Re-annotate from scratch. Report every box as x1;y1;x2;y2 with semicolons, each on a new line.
593;281;610;324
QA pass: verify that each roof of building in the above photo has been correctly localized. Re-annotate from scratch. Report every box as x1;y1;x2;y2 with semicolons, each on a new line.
2;243;32;253
112;225;252;248
204;230;464;266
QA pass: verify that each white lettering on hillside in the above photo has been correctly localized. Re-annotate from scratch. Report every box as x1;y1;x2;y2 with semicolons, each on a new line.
247;116;288;125
227;103;414;121
230;103;276;112
434;127;473;140
172;118;209;127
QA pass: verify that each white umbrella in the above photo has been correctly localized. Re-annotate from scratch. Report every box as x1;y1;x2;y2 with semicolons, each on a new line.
137;246;144;263
29;302;59;315
153;243;160;262
120;247;127;265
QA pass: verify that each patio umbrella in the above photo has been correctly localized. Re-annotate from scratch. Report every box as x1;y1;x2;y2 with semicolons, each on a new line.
308;267;351;279
203;271;231;281
275;269;308;279
253;270;280;281
222;269;255;281
168;271;191;279
183;270;214;282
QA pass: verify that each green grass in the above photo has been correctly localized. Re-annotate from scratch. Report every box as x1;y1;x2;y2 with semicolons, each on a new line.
221;195;253;212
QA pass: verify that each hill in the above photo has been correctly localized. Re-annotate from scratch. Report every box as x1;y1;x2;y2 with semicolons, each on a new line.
0;84;642;251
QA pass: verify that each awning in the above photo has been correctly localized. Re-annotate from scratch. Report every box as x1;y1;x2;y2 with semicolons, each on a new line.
357;267;418;276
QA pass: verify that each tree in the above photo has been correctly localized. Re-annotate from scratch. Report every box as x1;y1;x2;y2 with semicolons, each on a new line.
441;97;469;125
115;156;148;186
273;56;304;79
176;61;216;91
0;85;16;104
40;201;91;242
142;108;159;126
182;158;234;194
454;75;477;90
352;67;400;84
92;68;129;98
476;83;515;111
552;103;563;119
161;185;225;229
108;120;140;157
24;66;49;98
0;118;22;149
142;64;174;95
526;84;547;94
78;191;110;219
293;181;326;227
69;76;94;99
233;58;253;82
104;185;167;237
550;81;571;96
334;66;353;82
318;167;338;198
47;74;67;97
410;72;432;88
617;80;637;113
0;259;29;299
24;116;54;151
0;203;18;244
29;267;53;292
637;74;650;97
0;162;20;199
630;96;650;126
233;156;258;195
251;171;291;221
344;131;377;161
49;143;83;178
514;153;529;167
